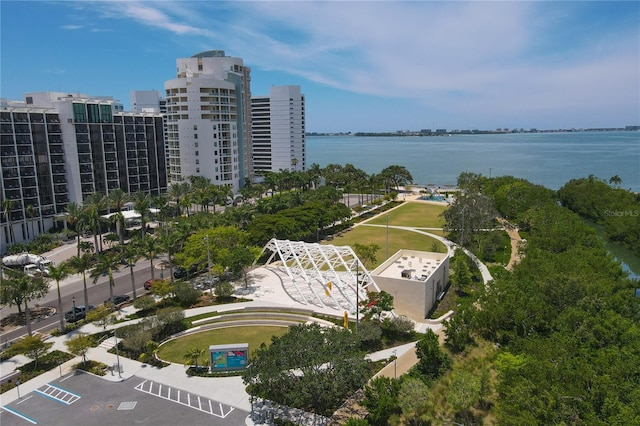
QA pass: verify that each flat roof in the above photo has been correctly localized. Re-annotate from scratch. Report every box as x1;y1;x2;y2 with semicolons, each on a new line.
372;249;448;282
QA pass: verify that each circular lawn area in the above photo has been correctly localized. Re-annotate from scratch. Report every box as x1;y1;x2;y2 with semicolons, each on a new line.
157;325;289;364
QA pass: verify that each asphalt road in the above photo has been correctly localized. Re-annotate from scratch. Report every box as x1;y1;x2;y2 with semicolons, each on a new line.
1;262;154;347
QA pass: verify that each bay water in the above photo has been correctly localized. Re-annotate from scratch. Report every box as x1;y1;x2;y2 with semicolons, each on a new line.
307;131;639;192
307;131;640;276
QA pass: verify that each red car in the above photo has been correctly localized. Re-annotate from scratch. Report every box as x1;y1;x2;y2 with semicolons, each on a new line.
144;279;154;291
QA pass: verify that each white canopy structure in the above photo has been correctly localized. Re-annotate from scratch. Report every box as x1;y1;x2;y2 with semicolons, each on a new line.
260;239;381;313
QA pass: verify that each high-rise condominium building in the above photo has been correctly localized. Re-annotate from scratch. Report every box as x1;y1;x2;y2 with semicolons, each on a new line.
131;90;169;161
130;90;167;114
251;86;306;173
1;92;167;246
164;50;252;192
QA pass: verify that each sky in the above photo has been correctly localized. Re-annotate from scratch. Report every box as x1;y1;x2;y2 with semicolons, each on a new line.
1;1;639;133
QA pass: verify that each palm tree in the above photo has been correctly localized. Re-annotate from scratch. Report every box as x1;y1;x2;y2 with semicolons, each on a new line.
183;347;206;371
48;263;70;332
609;175;623;188
132;191;151;240
84;192;108;253
26;204;37;241
90;251;121;304
138;235;161;281
169;182;190;216
1;198;17;246
158;227;182;283
108;188;129;244
67;253;93;310
1;270;48;336
120;241;142;300
65;202;84;257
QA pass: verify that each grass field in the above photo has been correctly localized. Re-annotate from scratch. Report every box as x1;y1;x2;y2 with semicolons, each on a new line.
329;226;447;268
365;202;447;228
157;326;289;364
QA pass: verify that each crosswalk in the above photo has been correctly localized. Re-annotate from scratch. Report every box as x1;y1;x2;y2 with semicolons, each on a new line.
34;384;81;405
134;380;234;419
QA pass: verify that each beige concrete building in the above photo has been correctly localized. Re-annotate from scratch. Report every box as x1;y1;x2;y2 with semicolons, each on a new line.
371;249;450;321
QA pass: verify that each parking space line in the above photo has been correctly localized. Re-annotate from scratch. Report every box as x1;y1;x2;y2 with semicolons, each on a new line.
16;395;33;405
2;406;38;424
134;380;235;418
34;384;81;405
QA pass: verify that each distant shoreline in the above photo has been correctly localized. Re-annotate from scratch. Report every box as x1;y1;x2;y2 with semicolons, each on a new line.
307;127;640;137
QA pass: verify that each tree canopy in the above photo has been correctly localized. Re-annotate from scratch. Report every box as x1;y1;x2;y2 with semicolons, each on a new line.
243;323;370;416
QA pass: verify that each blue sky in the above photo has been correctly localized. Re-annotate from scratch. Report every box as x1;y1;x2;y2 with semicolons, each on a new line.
1;1;638;132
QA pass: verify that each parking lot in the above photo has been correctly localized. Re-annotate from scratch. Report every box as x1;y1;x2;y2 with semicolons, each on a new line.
0;371;248;426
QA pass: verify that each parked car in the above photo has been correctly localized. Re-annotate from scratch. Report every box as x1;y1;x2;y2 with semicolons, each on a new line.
173;264;199;279
104;294;131;307
64;304;96;322
173;267;187;279
144;279;154;291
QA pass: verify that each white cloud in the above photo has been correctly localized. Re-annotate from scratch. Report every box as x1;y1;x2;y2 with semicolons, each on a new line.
79;1;638;127
61;24;83;30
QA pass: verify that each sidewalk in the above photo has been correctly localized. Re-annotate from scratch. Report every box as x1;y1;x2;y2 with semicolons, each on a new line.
1;280;421;415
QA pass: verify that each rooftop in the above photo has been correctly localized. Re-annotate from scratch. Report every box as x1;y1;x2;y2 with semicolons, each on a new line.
372;249;448;282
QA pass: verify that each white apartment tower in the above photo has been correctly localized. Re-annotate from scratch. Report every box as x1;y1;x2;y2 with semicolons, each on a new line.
1;92;167;246
251;86;306;173
164;51;252;192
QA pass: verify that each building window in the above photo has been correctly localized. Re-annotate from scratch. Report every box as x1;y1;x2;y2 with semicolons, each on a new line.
195;151;199;156
195;142;198;147
194;133;198;139
196;159;199;164
196;168;200;173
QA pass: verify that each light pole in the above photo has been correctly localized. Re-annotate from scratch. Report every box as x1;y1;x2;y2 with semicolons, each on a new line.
355;260;359;334
247;363;254;420
503;245;507;266
460;205;466;247
393;349;397;379
114;327;122;379
205;234;213;294
386;214;389;259
72;296;76;321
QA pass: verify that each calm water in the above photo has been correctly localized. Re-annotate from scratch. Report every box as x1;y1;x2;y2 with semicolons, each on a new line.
307;131;640;192
308;131;640;275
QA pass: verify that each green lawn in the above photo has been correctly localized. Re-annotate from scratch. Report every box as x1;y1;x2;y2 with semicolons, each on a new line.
157;326;289;364
365;202;447;228
329;226;447;268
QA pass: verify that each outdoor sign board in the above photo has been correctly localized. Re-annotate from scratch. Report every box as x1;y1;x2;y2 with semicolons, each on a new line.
209;343;249;372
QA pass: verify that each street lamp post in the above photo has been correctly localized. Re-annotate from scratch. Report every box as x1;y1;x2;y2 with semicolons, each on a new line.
247;363;254;420
503;245;507;266
205;234;213;294
393;349;397;379
355;260;359;334
114;327;122;379
460;205;466;247
72;296;76;321
386;214;389;259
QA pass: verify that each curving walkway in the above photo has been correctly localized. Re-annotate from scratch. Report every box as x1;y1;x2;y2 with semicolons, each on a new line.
361;223;493;285
497;217;524;270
